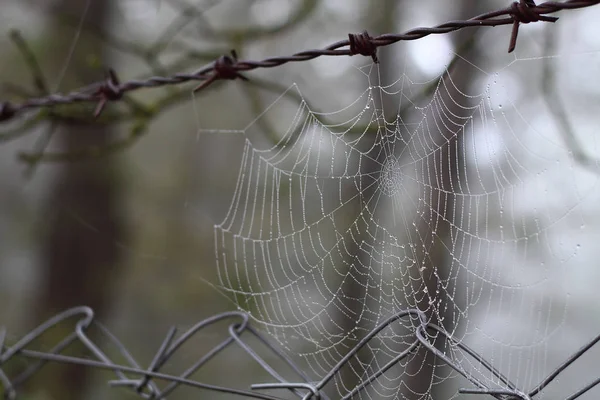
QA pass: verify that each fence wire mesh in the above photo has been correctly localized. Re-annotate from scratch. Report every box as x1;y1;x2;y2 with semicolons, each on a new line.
1;307;599;400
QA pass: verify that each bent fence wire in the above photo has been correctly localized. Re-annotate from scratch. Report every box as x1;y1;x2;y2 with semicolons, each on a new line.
1;0;600;122
1;307;599;400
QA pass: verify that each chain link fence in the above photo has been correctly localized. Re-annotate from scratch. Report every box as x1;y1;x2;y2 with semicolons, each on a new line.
1;307;599;399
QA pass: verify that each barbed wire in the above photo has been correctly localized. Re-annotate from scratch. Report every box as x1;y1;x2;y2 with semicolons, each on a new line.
1;0;599;124
1;307;599;400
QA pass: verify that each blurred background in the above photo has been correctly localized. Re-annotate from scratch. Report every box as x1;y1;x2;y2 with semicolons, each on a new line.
1;0;600;399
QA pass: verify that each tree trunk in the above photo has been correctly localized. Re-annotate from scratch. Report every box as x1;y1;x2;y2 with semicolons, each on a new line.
336;0;401;395
406;1;482;398
336;1;483;398
32;1;123;399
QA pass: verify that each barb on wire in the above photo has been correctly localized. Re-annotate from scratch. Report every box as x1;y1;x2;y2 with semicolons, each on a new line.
192;50;248;93
1;0;599;123
93;68;123;118
1;307;599;400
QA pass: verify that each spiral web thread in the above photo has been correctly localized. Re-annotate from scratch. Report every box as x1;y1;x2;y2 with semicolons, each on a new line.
209;43;600;398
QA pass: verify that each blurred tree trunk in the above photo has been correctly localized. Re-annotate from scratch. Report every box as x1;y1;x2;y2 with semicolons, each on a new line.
32;1;124;399
337;0;483;398
405;0;482;399
336;0;401;394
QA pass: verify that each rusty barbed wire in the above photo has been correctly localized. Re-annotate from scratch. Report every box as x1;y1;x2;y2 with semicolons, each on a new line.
1;0;599;124
1;307;599;400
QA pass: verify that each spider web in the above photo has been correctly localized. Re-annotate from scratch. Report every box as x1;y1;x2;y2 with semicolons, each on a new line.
201;28;600;400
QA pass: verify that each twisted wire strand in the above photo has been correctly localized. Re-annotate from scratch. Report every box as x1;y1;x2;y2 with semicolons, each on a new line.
1;0;599;122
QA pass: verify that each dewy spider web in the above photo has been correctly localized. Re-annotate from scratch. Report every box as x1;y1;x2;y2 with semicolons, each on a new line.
203;31;600;399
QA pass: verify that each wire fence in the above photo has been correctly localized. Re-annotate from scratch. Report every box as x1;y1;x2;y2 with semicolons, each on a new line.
1;307;599;400
1;0;599;123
